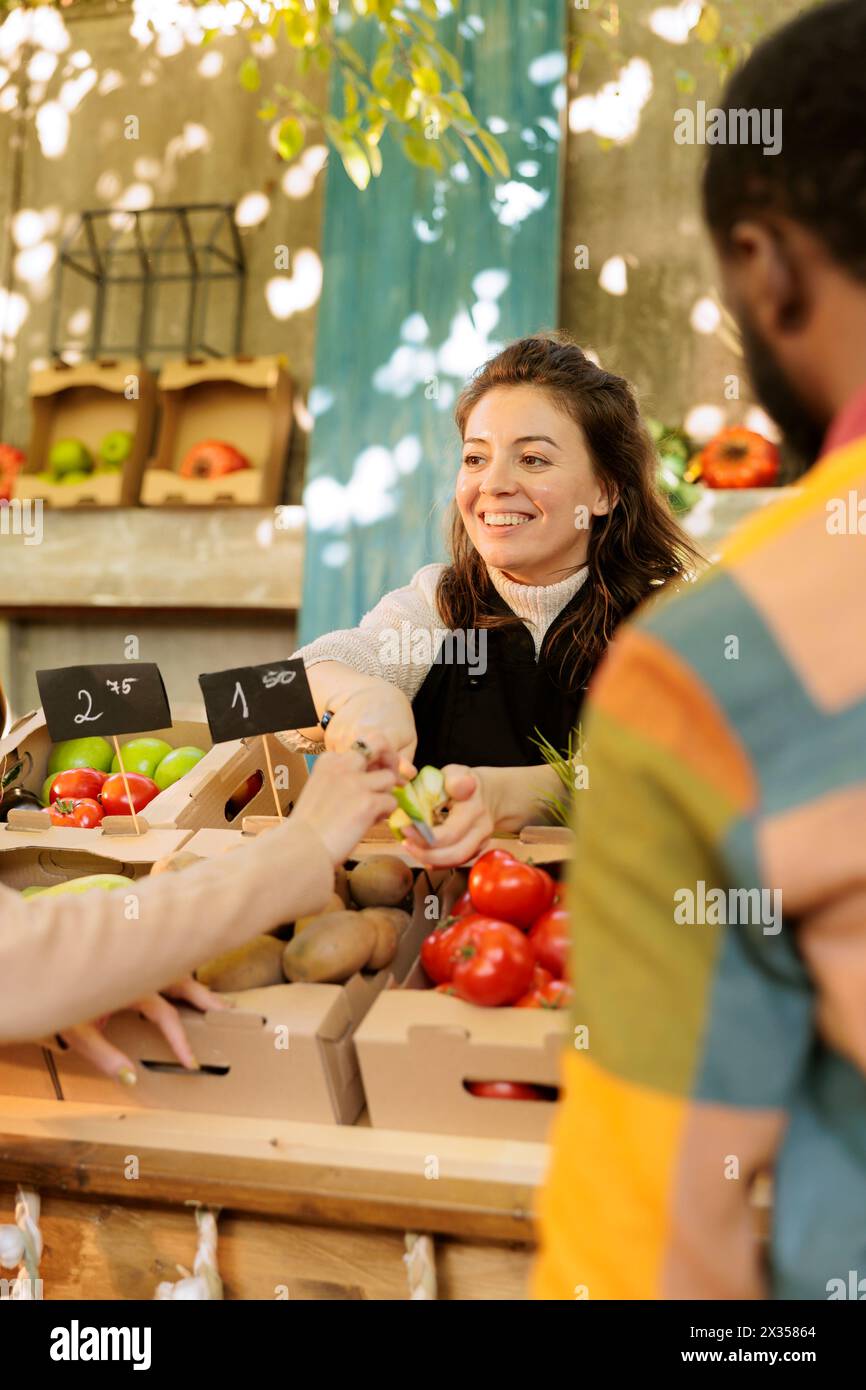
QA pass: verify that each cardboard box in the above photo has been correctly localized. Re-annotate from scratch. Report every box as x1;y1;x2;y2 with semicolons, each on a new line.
0;1045;59;1101
0;706;307;834
0;830;196;1107
140;355;292;507
0;704;211;832
13;358;156;508
356;832;571;1142
50;864;448;1124
145;732;308;832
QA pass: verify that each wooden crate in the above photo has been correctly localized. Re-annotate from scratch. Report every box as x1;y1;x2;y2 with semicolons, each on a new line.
140;355;292;507
13;358;156;508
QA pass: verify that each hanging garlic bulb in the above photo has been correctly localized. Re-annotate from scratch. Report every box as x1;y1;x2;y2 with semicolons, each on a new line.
0;1226;25;1269
154;1208;222;1301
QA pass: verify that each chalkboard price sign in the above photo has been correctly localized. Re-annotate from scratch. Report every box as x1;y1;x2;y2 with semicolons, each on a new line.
197;658;317;744
36;663;172;743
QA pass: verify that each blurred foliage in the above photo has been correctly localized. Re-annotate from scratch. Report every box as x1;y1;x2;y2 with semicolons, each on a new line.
195;0;509;189
647;416;702;514
569;0;824;95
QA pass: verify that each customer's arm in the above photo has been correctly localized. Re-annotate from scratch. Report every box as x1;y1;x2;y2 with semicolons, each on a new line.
533;630;809;1300
0;750;398;1043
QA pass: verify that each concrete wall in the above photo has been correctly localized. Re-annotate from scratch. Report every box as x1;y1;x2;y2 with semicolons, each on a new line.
0;5;329;502
558;0;805;441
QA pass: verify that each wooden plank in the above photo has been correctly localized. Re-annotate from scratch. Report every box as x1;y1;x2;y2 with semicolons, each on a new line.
0;1098;546;1244
24;1194;532;1300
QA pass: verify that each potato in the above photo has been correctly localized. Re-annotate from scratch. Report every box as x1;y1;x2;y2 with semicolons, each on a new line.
333;865;351;907
361;909;402;971
362;906;410;936
282;912;375;983
348;855;414;908
197;935;285;992
293;891;347;936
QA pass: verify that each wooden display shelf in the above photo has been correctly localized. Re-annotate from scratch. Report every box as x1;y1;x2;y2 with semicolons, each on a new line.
0;1098;545;1301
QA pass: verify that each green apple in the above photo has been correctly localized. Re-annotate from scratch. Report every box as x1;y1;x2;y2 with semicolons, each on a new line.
41;772;56;805
48;438;93;478
24;873;132;899
99;429;134;466
153;745;206;790
58;470;92;485
47;736;114;776
111;737;173;778
95;459;123;474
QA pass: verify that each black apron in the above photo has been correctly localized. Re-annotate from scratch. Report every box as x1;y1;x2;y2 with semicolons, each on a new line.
412;583;595;769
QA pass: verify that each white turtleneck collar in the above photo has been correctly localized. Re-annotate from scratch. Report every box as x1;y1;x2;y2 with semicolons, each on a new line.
487;565;589;656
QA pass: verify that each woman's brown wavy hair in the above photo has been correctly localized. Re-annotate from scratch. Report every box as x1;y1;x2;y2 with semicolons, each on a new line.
436;332;699;691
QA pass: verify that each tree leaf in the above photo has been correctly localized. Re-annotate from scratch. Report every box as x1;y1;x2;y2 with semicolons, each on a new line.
284;10;311;47
337;138;372;190
361;131;383;178
411;64;441;95
461;133;493;176
239;57;261;93
695;3;722;45
431;40;462;86
404;133;445;171
276;116;304;162
477;128;509;177
387;77;417;121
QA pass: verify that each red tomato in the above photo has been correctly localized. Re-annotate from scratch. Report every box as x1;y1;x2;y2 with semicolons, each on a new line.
449;888;475;919
468;850;556;929
49;797;104;829
420;915;475;984
467;1081;546;1101
698;427;780;489
528;906;570;979
46;767;107;805
515;978;574;1009
434;983;458;996
179;439;250;479
451;918;535;1007
100;772;159;817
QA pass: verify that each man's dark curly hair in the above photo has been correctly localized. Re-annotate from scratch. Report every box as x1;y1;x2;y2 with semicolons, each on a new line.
703;0;866;282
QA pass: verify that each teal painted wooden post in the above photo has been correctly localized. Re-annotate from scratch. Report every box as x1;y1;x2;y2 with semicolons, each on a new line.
301;0;566;642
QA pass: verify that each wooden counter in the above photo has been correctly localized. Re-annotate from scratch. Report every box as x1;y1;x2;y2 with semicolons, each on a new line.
0;1098;547;1300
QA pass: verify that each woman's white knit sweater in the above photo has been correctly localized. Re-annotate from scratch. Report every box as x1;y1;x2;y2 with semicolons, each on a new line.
280;562;588;751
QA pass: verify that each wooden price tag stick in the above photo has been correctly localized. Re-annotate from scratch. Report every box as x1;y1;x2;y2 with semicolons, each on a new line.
262;736;282;820
112;735;141;836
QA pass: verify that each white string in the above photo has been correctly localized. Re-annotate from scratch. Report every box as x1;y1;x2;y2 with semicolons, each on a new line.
154;1207;222;1300
403;1232;437;1300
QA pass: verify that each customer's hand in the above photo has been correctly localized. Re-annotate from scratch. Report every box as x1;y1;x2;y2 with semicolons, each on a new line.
291;748;402;865
323;679;418;778
57;977;229;1086
404;764;496;868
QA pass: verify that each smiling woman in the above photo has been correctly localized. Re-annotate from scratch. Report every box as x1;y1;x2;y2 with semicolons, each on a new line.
280;333;699;865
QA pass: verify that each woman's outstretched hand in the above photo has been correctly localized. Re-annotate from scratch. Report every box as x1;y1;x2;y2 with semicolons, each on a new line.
56;976;231;1086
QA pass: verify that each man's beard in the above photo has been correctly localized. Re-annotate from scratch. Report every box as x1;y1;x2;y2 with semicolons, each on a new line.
739;315;826;473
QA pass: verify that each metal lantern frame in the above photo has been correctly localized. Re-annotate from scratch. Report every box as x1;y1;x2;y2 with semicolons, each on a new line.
49;203;247;363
